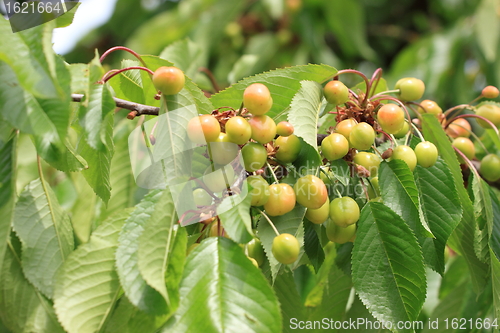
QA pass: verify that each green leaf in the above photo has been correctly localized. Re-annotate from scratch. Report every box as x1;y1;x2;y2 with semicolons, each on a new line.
421;113;488;294
471;174;493;230
345;295;391;333
273;271;306;333
69;173;97;244
80;56;116;150
352;77;389;96
103;296;167;333
138;189;186;315
162;237;282;333
489;186;500;261
142;56;214;115
491;249;500;321
218;192;254;244
0;133;17;268
54;210;131;333
352;202;426;327
303;221;325;272
115;189;168;315
159;38;204;79
108;60;146;105
13;178;74;298
414;160;463;274
258;205;306;280
474;0;500;62
101;120;138;220
0;237;65;333
288;80;323;150
78;113;114;204
379;159;431;237
210;64;338;120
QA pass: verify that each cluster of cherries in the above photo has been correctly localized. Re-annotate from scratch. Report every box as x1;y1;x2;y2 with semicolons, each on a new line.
151;65;500;266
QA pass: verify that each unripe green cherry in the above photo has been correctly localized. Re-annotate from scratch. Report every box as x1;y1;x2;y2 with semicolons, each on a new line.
294;175;328;209
247;175;270;206
415;141;438;168
325;220;356;244
225;116;252;145
321;133;349;161
395;77;425;101
264;183;296;216
193;188;212;207
452;137;475;163
417;99;442;116
187;114;221;144
476;104;500;128
377;104;405;134
275;134;301;163
272;233;300;264
349;122;375;151
248;115;277;144
276;121;294;137
247;238;265;266
335;118;357;142
243;83;273;116
203;164;235;193
208;133;239;165
394;121;410;139
241;143;267;172
391;145;417;171
482;86;499;99
446;118;471;138
305;199;329;224
353;152;381;177
479;154;500;182
152;66;185;95
324;80;349;105
329;196;360;228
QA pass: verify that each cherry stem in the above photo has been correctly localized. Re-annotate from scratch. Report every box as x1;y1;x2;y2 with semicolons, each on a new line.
100;46;148;68
366;68;384;103
377;129;395;149
445;114;499;137
257;209;280;237
190;177;219;200
100;66;155;84
371;145;384;158
410;122;425;142
348;89;359;100
266;161;280;184
199;67;220;92
453;146;481;179
334;188;343;198
469;94;483;105
236;102;244;116
443;104;470;118
465;126;491;155
371;89;401;99
335;69;370;99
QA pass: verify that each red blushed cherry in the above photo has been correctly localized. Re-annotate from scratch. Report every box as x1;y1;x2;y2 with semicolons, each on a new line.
243;83;273;116
377;104;405;134
276;121;294;137
187;115;221;144
482;86;499;99
324;80;349;105
152;66;185;95
446;118;471;138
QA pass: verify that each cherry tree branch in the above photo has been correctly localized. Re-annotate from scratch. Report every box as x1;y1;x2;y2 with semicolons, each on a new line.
71;93;160;117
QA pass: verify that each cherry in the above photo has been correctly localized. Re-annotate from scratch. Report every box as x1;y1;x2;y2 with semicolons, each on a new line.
479;154;500;182
243;83;273;116
247;175;270;206
329;196;360;228
324;80;349;105
276;121;294;137
395;77;425;101
272;233;300;264
247;238;265;266
325;220;356;244
452;137;475;163
275;134;301;163
417;100;442;116
193;188;212;207
305;199;329;224
187;114;221;144
264;183;296;216
391;145;417;171
415;141;438;168
394;121;410;138
349;122;375;151
293;175;328;209
152;66;185;95
335;118;357;143
353;152;381;177
208;133;239;165
377;104;405;134
446;118;471;138
476;104;500;128
248;115;277;144
242;143;267;172
482;86;499;99
225;116;252;145
321;133;349;161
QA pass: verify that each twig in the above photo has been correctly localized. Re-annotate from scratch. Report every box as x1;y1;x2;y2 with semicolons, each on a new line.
71;93;160;117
